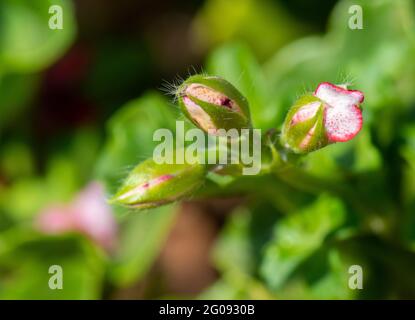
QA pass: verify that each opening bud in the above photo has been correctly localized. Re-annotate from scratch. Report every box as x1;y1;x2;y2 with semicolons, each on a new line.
177;75;251;135
110;158;206;209
281;82;364;154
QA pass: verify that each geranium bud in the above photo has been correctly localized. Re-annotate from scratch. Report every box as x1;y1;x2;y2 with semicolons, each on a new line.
281;82;364;154
177;75;251;134
110;158;206;209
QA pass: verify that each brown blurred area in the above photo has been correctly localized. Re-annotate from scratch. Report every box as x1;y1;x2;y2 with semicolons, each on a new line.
111;198;243;299
157;203;220;295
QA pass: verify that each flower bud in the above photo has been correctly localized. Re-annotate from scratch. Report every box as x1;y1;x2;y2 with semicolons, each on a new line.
177;75;251;134
110;159;206;209
281;82;364;154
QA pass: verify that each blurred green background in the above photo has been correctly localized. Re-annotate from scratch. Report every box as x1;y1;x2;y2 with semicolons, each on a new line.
0;0;415;299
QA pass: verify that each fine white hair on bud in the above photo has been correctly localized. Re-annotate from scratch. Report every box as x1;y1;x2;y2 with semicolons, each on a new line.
110;158;206;209
177;75;251;134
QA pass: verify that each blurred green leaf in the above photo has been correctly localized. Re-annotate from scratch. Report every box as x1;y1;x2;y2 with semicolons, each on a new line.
0;0;76;73
0;156;79;220
304;127;382;181
261;248;352;299
199;279;245;300
68;128;101;183
199;274;274;300
0;142;35;179
260;194;346;290
212;207;256;275
206;42;276;128
0;233;105;299
109;205;177;287
193;0;305;59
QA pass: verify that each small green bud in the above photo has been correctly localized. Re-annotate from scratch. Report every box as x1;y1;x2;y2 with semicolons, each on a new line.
281;94;328;154
177;75;251;134
110;159;206;209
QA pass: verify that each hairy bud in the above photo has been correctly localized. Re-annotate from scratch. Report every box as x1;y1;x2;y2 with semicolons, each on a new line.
281;82;364;154
177;75;251;134
110;159;206;209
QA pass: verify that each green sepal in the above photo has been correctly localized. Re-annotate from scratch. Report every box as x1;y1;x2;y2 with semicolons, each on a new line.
110;158;207;209
177;75;252;132
281;94;328;154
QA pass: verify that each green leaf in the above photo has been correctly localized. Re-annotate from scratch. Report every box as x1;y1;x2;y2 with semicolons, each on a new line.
212;207;256;275
108;205;177;287
0;0;76;73
0;233;105;299
213;201;282;275
0;156;79;220
199;275;274;300
206;42;276;128
304;127;382;180
260;194;346;290
193;0;304;59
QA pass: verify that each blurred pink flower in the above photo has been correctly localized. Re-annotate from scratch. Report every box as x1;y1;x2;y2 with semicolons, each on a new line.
36;182;117;252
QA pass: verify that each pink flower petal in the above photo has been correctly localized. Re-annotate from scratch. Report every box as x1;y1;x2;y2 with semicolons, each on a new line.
36;206;76;233
300;123;317;149
314;82;364;142
290;101;321;126
36;182;117;252
315;82;364;107
324;104;363;142
73;182;117;251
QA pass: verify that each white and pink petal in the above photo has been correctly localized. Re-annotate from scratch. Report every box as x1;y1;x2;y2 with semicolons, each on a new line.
314;82;364;142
